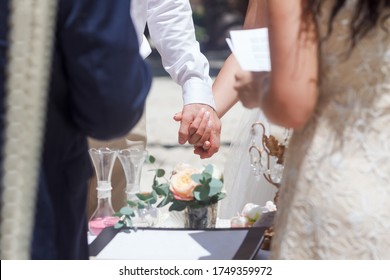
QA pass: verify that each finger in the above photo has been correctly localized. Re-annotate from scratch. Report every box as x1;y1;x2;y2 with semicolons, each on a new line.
208;139;220;157
196;120;212;147
203;140;211;150
194;146;210;159
194;133;219;159
173;112;182;122
194;144;216;159
206;126;221;157
193;110;221;158
188;108;206;137
178;114;192;144
188;110;210;145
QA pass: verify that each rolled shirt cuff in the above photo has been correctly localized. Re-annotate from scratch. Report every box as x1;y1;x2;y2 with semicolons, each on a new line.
182;78;216;111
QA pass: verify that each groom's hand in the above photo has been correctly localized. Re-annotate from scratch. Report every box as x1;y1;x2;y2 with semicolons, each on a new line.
174;104;221;158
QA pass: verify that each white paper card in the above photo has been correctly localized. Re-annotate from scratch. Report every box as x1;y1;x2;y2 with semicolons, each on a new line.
227;28;271;72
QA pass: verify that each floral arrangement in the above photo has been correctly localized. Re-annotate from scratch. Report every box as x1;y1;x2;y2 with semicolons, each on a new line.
114;156;226;229
155;162;225;211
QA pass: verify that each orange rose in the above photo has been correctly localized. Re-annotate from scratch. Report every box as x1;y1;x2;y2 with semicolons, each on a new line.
169;168;200;201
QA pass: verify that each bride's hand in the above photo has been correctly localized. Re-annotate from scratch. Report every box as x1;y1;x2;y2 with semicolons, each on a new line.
234;70;270;108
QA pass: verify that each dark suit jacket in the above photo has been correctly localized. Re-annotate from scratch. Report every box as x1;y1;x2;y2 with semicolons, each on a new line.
0;0;151;259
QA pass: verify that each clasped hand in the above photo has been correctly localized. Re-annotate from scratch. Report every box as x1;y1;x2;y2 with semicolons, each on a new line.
174;104;221;159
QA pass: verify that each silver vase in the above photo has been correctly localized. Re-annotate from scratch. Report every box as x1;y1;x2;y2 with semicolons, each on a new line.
184;203;217;229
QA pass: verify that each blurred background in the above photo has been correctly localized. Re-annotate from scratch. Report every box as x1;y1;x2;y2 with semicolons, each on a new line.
146;0;249;76
189;0;248;51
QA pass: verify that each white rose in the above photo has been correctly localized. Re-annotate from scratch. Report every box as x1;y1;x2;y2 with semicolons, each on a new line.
241;203;262;223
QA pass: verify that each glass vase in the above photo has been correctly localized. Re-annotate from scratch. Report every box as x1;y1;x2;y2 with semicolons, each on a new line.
88;147;119;236
118;148;147;201
118;148;158;227
184;203;217;229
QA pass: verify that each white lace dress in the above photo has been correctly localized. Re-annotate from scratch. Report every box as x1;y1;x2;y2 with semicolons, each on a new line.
271;0;390;259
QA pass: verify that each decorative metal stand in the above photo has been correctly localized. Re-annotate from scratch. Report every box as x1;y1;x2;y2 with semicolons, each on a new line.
248;122;290;250
249;122;290;188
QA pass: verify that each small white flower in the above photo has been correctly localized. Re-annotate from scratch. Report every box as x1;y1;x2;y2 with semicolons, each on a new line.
241;203;262;222
263;201;277;212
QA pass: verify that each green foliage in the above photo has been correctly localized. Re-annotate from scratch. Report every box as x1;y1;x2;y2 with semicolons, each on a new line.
114;156;225;230
146;155;155;164
114;206;135;229
139;163;225;210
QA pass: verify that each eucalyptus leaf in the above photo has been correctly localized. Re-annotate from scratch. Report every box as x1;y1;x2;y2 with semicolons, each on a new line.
157;195;172;208
201;173;212;182
146;197;157;205
208;187;220;197
191;174;203;183
209;179;223;196
137;201;146;209
153;175;159;187
120;206;134;216
203;164;213;176
126;200;138;207
154;183;170;196
124;218;133;227
209;178;223;188
169;200;187;211
136;192;153;201
152;190;158;200
194;185;210;201
156;169;165;177
193;189;202;201
147;155;156;164
215;192;227;201
114;222;124;229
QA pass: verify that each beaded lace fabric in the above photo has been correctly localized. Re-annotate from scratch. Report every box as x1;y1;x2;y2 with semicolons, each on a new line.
0;0;57;259
271;0;390;259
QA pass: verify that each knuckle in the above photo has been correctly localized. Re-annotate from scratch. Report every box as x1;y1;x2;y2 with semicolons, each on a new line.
189;123;198;132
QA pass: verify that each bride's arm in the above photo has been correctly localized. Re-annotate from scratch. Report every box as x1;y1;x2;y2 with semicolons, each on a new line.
213;0;268;118
260;0;319;128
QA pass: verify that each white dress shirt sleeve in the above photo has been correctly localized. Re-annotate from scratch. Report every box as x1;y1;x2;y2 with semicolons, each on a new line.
146;0;216;109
